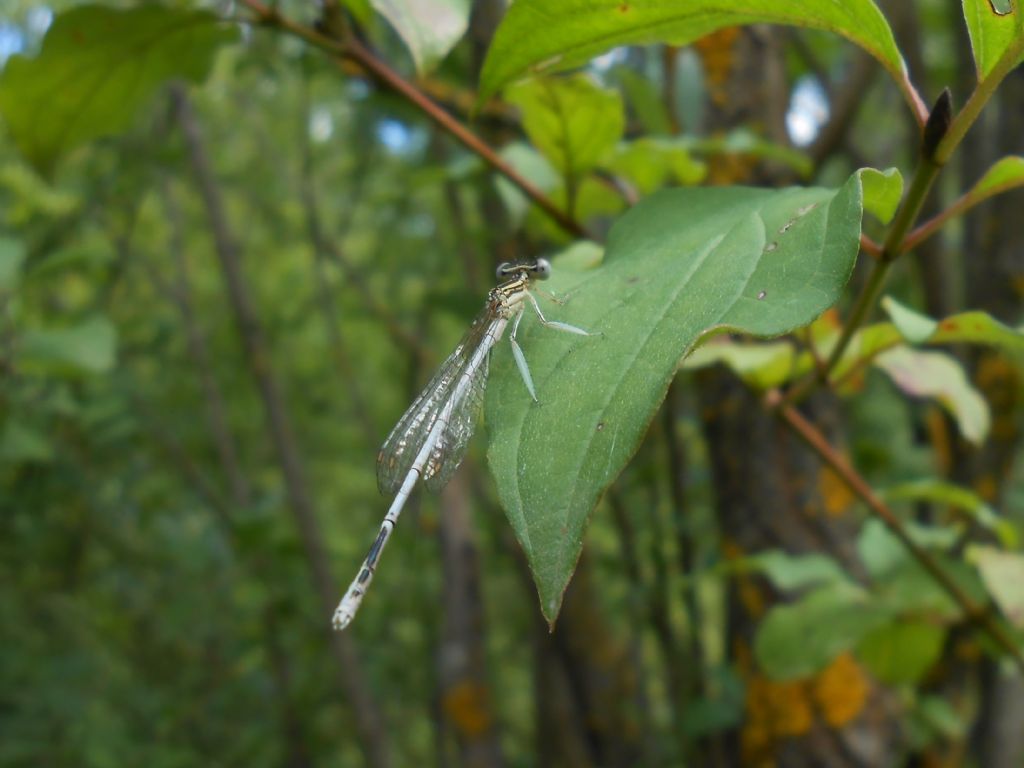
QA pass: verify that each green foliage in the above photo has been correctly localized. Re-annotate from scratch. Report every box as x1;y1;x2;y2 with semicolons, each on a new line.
19;316;117;374
488;175;863;621
755;582;889;680
0;236;26;288
506;74;625;195
0;4;237;176
743;550;850;591
882;479;1018;547
856;619;946;685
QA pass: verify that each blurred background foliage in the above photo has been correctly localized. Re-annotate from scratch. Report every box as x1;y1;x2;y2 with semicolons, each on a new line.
1;1;1023;766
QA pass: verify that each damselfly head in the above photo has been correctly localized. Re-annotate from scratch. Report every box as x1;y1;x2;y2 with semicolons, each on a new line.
496;258;552;281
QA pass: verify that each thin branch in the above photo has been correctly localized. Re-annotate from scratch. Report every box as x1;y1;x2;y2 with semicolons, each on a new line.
779;99;946;408
859;233;882;258
297;84;377;444
162;180;254;508
902;174;1024;254
767;391;1024;672
237;0;589;240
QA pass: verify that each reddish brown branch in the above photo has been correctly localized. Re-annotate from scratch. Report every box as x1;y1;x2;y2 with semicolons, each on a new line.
238;0;589;241
767;391;1024;672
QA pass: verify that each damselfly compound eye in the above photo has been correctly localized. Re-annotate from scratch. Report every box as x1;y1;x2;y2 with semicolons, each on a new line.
496;262;512;279
534;258;552;280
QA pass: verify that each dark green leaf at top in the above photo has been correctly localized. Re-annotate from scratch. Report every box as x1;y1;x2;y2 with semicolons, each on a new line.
479;1;911;111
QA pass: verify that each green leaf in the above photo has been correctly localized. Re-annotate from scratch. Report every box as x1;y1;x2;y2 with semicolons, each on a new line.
369;0;470;73
487;172;863;623
856;518;959;580
0;420;54;463
681;666;745;736
966;545;1024;628
859;167;903;224
857;619;945;685
605;138;707;195
0;5;238;176
877;556;988;621
911;696;969;745
19;316;117;374
505;74;625;190
884;296;1024;351
745;550;851;591
962;0;1024;81
874;347;990;445
0;237;26;291
881;296;940;342
613;66;672;135
882;479;1017;548
755;583;890;680
689;129;813;178
480;1;910;109
969;155;1024;198
682;338;797;389
495;143;560;226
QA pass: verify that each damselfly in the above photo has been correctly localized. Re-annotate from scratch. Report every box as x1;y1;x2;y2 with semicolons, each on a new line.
333;258;591;630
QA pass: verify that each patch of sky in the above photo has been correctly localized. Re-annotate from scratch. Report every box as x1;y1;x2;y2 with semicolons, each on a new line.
786;76;829;147
0;24;24;65
376;118;425;155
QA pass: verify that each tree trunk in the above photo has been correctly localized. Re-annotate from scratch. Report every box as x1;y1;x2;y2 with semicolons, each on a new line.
693;26;901;766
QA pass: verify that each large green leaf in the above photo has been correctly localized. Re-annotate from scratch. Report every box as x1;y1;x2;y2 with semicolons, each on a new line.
479;1;911;109
962;0;1024;80
0;5;237;176
486;172;863;622
370;0;471;73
